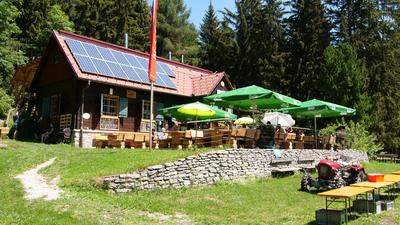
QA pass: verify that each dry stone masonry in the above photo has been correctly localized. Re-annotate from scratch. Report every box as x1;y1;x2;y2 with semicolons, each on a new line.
100;149;368;193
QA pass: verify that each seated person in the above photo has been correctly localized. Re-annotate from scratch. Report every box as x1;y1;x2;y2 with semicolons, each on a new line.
286;127;293;133
41;123;54;143
276;124;286;134
257;121;275;149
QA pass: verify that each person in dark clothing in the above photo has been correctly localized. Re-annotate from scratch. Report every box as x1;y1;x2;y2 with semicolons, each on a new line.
257;121;275;149
13;112;19;139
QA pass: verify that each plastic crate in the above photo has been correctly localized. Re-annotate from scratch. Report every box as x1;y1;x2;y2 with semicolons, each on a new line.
315;209;346;225
381;201;394;211
353;199;382;214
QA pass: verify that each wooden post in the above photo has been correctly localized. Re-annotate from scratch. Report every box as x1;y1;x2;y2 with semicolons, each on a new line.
149;83;154;150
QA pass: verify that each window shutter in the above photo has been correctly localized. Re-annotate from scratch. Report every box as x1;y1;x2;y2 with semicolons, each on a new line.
119;98;128;118
100;94;104;115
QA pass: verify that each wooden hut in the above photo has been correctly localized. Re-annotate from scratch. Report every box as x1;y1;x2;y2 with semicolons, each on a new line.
23;30;233;147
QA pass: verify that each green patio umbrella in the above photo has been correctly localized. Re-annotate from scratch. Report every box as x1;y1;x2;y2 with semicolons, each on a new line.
277;99;356;148
203;85;302;110
277;99;356;119
158;102;237;122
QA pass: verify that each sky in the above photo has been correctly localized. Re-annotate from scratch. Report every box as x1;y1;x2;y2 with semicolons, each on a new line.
183;0;236;29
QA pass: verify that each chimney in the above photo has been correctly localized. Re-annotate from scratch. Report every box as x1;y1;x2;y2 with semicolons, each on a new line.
168;51;172;60
124;33;128;48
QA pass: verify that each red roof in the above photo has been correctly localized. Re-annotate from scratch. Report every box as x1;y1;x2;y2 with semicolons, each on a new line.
53;30;231;97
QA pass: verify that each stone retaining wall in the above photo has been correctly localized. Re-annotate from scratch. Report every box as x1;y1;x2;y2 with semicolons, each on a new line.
101;149;368;193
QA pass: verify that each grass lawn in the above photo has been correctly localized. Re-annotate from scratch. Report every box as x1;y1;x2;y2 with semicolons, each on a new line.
1;140;400;225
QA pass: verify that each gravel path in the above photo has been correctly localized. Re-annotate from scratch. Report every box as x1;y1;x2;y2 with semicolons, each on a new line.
15;157;62;201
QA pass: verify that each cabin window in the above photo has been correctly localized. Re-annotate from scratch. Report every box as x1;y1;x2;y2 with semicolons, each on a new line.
101;94;119;116
119;98;128;118
142;100;151;120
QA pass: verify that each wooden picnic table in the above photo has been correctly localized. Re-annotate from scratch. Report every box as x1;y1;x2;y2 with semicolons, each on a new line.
350;181;395;189
318;186;374;225
351;181;396;203
392;171;400;175
384;174;400;182
318;186;374;199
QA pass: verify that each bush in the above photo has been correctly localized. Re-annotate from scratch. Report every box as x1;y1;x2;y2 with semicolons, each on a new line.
0;89;14;118
320;119;383;156
346;121;383;156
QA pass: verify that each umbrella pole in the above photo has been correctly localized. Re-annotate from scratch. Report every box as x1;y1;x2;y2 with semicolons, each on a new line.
314;116;317;149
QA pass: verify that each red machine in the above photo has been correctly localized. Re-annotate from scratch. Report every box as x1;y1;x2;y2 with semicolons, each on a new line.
301;159;367;192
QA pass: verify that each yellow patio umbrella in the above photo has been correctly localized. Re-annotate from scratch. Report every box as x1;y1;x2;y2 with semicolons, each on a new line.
177;102;216;135
177;102;216;117
234;117;255;125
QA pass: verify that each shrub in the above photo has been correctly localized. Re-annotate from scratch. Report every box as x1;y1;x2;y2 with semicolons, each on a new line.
0;89;13;118
320;119;383;156
346;121;383;156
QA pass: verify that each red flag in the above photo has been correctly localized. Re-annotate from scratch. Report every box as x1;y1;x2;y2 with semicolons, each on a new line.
148;0;158;83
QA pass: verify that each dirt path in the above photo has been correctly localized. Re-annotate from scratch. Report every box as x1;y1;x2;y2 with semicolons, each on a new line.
15;157;62;201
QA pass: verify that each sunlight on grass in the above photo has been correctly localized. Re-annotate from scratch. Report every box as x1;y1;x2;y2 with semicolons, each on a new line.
1;140;400;225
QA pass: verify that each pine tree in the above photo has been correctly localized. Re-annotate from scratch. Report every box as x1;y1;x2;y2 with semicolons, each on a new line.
368;37;400;151
286;0;331;100
225;0;286;89
321;43;367;118
199;3;221;71
61;0;150;51
157;0;199;65
15;0;52;58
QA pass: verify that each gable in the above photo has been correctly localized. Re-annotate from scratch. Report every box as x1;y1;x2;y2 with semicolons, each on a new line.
31;39;76;88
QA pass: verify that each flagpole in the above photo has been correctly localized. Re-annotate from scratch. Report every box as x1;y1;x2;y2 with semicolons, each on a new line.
149;83;154;150
148;0;158;150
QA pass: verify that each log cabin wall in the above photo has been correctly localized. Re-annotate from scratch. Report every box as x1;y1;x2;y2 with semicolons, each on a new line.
79;81;192;132
32;44;79;130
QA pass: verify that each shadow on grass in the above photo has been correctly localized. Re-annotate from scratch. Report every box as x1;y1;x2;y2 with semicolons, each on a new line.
305;212;362;225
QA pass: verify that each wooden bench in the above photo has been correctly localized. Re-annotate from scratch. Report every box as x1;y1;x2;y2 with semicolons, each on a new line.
123;133;135;148
93;134;108;148
107;134;124;148
297;158;315;170
271;167;301;173
270;159;293;166
270;159;300;175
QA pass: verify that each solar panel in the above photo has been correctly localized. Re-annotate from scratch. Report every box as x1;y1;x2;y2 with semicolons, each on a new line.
91;58;114;77
155;72;166;87
65;39;86;55
124;54;142;69
64;38;176;90
98;47;118;62
108;62;128;80
135;68;150;83
159;72;177;89
74;55;98;74
81;42;102;59
136;57;149;69
120;65;142;83
160;62;176;77
111;51;130;66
